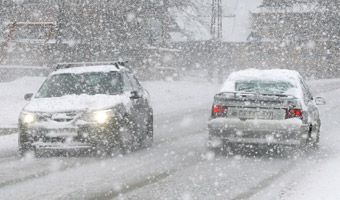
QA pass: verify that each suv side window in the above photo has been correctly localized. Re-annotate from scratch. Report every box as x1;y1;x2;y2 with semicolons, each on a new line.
128;74;142;90
122;72;133;91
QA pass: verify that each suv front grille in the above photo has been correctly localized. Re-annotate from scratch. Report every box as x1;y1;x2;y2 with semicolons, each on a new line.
38;112;79;123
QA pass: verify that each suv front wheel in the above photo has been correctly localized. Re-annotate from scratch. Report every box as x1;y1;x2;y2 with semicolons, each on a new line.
18;134;35;156
141;114;153;148
117;118;140;154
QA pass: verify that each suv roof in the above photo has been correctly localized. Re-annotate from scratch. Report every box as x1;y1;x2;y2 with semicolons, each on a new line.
52;61;131;75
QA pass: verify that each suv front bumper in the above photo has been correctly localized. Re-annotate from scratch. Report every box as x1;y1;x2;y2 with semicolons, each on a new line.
19;123;120;151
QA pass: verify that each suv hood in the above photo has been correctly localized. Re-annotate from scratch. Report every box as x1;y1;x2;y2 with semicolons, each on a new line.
24;94;129;113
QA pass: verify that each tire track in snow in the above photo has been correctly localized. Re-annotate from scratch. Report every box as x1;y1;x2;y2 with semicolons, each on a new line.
230;147;332;200
0;155;18;164
84;134;208;200
87;170;174;200
0;123;207;190
83;126;207;200
0;158;100;189
231;161;297;200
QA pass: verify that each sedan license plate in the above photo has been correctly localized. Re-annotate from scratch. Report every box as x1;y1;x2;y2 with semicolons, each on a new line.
238;110;256;119
238;110;273;120
257;111;273;120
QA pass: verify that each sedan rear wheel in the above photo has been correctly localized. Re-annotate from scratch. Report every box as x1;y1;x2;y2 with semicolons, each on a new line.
305;124;320;150
312;125;321;149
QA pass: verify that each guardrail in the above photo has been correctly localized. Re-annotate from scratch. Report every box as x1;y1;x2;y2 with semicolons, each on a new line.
0;66;50;82
0;128;18;136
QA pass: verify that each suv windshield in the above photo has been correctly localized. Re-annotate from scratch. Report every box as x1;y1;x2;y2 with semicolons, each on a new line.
235;80;295;94
36;72;122;98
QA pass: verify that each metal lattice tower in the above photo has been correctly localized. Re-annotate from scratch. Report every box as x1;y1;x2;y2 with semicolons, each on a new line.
211;0;223;40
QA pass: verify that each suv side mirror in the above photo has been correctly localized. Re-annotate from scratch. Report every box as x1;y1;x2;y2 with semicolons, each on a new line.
315;97;326;105
130;91;141;100
24;93;34;101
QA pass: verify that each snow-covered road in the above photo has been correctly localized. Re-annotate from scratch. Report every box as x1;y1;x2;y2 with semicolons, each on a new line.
0;78;340;199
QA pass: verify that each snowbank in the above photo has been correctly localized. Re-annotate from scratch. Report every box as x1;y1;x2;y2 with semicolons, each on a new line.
284;156;340;200
0;77;45;128
222;0;262;42
253;2;325;14
169;5;210;41
169;0;262;42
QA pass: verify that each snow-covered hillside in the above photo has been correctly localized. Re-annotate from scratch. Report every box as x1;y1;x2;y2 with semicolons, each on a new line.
170;0;262;42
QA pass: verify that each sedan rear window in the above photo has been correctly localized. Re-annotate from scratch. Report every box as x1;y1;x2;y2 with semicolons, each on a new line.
235;80;296;94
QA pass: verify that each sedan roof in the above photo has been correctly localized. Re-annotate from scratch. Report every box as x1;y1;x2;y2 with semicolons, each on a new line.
227;69;301;83
221;69;303;97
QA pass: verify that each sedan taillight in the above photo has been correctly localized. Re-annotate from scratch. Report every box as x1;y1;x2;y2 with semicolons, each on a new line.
286;108;303;119
212;105;228;118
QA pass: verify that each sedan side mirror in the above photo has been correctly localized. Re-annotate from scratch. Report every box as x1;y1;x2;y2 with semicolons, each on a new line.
130;91;141;100
315;97;326;105
24;93;34;101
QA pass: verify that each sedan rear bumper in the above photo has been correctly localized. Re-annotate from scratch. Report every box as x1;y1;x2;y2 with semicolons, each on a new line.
208;118;309;146
207;136;302;147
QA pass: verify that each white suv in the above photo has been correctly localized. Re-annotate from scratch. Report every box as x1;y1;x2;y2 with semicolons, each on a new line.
19;62;153;156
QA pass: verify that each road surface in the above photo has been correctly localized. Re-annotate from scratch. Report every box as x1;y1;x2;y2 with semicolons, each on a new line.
0;78;339;200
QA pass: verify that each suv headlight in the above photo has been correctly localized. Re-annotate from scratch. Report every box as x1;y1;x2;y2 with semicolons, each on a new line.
82;109;114;124
20;112;36;125
93;110;113;124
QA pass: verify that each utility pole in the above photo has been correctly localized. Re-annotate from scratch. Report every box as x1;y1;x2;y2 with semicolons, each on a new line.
211;0;223;40
56;0;65;44
161;0;170;45
0;22;17;64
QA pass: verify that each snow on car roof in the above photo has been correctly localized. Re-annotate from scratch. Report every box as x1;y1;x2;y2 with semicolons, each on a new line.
221;68;302;92
228;69;301;81
51;65;122;75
